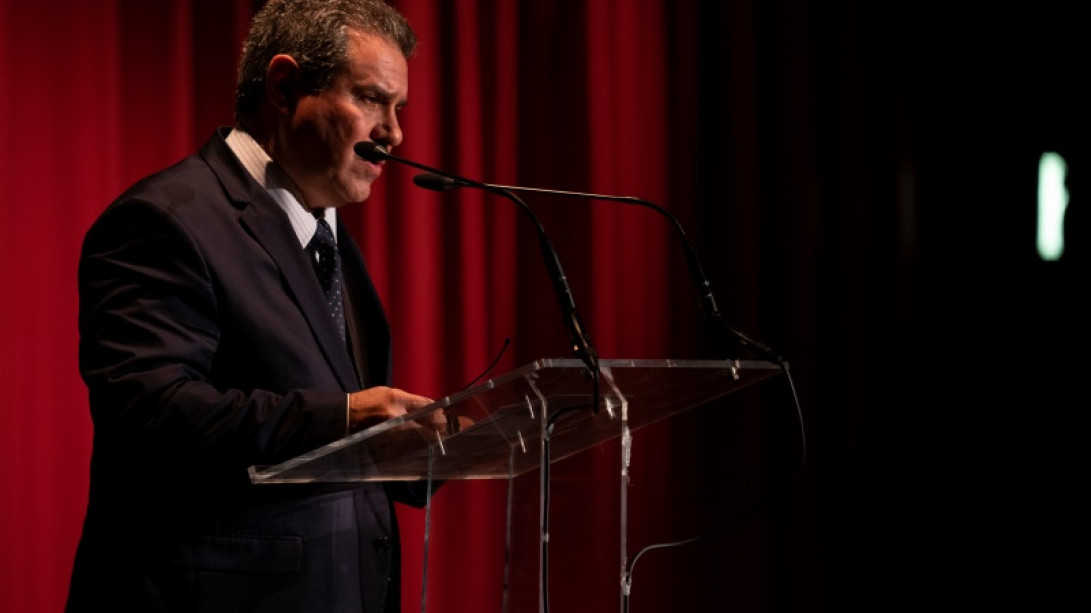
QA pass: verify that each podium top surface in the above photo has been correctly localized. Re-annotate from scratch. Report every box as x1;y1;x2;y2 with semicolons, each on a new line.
249;358;782;484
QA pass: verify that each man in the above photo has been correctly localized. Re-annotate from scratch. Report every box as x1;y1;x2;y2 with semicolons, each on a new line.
66;1;442;611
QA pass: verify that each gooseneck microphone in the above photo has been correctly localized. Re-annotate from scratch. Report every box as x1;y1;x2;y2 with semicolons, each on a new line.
412;172;784;364
354;141;601;379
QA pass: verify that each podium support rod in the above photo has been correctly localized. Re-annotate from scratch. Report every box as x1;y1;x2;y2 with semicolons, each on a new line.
502;443;516;613
619;422;632;613
601;368;632;613
530;380;549;613
419;446;436;613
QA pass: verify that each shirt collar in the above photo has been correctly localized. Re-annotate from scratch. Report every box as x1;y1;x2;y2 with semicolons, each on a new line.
224;128;337;247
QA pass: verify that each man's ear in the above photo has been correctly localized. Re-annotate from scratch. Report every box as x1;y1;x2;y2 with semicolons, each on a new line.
266;54;301;113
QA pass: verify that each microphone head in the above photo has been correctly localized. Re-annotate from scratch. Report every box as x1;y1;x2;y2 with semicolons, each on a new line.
353;141;389;163
412;173;463;191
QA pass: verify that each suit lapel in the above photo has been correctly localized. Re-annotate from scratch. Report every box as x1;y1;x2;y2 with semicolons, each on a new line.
200;130;361;391
337;216;392;387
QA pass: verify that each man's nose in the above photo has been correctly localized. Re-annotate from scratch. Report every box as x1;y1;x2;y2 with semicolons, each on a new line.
371;108;402;150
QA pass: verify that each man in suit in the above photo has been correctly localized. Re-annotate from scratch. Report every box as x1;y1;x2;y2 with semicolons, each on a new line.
66;1;444;611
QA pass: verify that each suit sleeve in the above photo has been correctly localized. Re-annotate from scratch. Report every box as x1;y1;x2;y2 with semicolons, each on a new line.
78;197;347;467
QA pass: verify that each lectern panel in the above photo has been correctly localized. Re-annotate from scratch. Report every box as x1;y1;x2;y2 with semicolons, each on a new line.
248;358;782;484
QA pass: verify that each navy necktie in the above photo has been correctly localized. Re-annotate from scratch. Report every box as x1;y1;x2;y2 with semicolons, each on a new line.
307;211;345;342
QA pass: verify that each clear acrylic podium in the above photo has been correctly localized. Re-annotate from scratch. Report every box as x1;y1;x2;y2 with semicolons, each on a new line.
249;358;781;484
249;358;783;611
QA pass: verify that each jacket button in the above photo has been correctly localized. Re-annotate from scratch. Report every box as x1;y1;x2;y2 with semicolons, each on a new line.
373;536;392;552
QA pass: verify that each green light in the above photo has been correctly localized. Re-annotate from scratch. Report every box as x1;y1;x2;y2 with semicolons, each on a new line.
1037;151;1068;261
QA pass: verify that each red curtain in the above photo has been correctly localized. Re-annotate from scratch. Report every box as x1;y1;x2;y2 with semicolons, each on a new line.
0;1;753;611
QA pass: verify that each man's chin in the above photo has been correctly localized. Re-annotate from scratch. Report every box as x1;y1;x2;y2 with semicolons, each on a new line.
340;182;373;205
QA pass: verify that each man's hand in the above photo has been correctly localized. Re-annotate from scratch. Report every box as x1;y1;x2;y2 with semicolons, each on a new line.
348;386;446;433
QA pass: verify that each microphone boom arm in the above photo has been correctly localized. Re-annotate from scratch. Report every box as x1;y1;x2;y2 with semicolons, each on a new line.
414;171;782;363
354;142;601;377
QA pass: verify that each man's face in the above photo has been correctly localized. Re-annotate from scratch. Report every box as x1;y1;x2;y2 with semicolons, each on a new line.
278;31;408;208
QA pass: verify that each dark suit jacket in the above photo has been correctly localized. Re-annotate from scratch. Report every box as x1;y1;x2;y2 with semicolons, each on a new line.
67;128;420;613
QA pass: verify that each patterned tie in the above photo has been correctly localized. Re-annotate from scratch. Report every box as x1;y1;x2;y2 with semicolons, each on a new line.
307;210;346;342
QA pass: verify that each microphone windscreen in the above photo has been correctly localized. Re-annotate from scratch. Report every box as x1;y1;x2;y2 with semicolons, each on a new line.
412;173;460;191
353;141;388;162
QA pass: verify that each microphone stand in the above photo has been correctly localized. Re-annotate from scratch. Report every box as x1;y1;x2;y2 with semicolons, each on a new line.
414;174;796;613
413;173;784;364
354;141;601;389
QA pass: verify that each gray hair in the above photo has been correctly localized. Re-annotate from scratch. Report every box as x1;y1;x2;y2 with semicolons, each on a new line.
234;0;417;127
